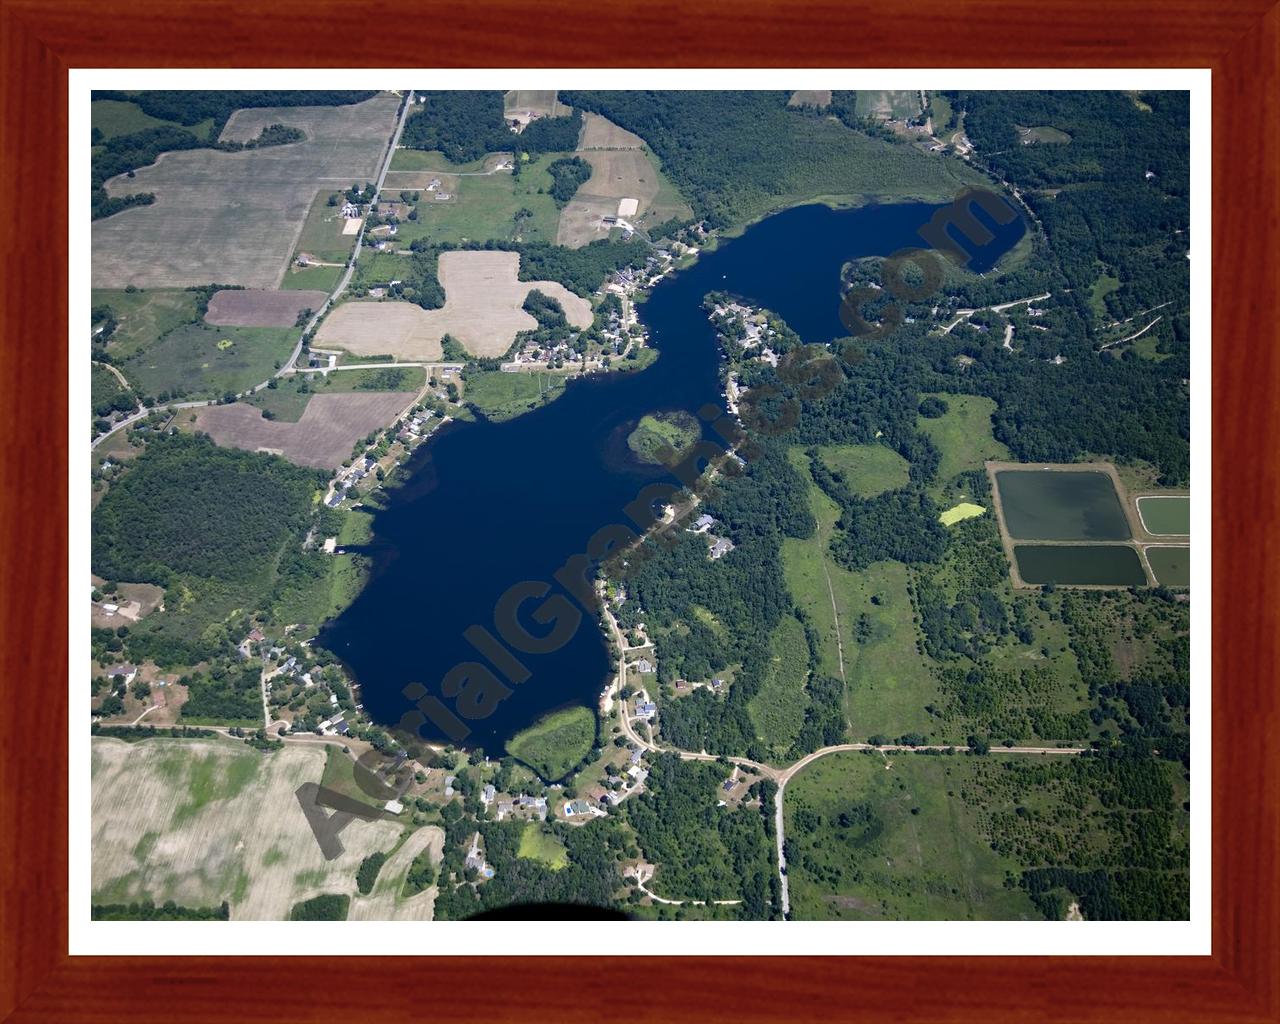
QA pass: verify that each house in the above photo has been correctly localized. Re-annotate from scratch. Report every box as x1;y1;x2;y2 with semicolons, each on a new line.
104;664;137;685
722;779;735;792
711;678;725;691
692;513;716;533
325;491;344;508
444;775;457;796
341;201;359;218
565;799;593;817
496;801;514;819
709;537;735;560
481;784;496;805
629;747;644;765
248;628;264;644
633;658;654;675
635;701;657;719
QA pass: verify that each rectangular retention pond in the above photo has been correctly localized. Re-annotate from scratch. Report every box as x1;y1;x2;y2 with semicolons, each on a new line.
995;469;1131;541
1014;545;1148;587
1137;495;1190;536
1146;545;1190;587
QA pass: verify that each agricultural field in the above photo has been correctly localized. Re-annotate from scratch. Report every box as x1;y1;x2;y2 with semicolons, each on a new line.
316;252;592;359
504;90;571;119
292;190;361;266
204;289;327;327
281;264;343;291
388;149;506;174
93;93;399;289
993;469;1132;541
346;826;444;921
916;393;1010;500
781;449;940;740
246;366;426;421
393;160;561;246
462;369;568;421
854;90;924;121
576;112;646;151
91;737;403;919
557;145;692;248
505;705;596;782
784;751;1040;921
118;322;295;399
787;91;832;109
190;391;416;469
746;614;811;758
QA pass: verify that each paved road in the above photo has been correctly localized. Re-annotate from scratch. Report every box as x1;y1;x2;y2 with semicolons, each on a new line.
91;92;417;453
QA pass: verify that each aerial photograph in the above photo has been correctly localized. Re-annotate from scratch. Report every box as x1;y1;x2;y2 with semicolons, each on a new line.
88;87;1191;923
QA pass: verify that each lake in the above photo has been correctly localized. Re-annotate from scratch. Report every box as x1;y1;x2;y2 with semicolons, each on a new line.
1146;545;1191;587
318;199;1025;751
995;469;1131;541
1014;544;1149;587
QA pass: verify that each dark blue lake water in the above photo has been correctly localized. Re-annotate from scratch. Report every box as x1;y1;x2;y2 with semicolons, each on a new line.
317;199;1023;751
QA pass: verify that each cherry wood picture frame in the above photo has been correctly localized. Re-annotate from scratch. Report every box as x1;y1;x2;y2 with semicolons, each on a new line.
2;1;1276;1020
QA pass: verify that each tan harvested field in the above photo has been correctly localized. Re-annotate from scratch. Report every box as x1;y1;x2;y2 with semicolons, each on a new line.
205;289;328;327
556;149;690;247
577;112;646;150
193;391;415;469
788;90;832;108
91;738;405;920
347;826;444;921
504;90;569;119
93;94;400;289
317;251;593;358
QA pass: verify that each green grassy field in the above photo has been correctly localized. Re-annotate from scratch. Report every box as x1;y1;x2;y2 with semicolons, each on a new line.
294;191;360;264
91;99;215;143
916;393;1011;500
1088;272;1122;320
394;161;564;245
780;449;940;741
91;288;201;360
784;750;1039;920
516;823;569;869
813;443;910;498
319;745;388;813
248;367;425;422
747;614;811;757
464;370;568;421
854;91;924;120
930;93;954;135
505;705;596;782
281;265;343;291
120;322;296;399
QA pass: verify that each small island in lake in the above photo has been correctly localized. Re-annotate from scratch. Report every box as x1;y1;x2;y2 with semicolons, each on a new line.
625;409;701;466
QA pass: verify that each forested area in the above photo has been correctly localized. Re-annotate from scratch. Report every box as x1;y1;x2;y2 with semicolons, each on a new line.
951;90;1190;322
90;90;378;219
404;236;649;297
93;434;322;586
624;755;779;917
559;91;978;228
179;661;264;723
401;92;581;162
547;156;592;207
433;817;628;919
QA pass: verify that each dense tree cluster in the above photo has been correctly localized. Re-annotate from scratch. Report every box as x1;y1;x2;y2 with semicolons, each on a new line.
92;899;230;921
401;92;581;162
625;755;778;916
288;893;350;920
547;156;592;207
92;433;323;586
